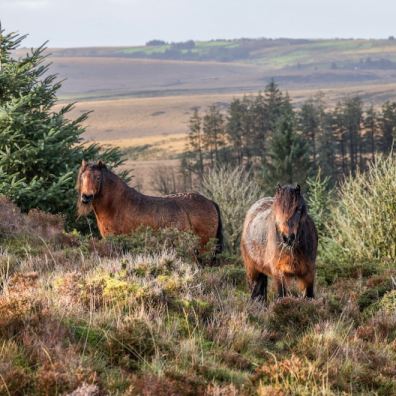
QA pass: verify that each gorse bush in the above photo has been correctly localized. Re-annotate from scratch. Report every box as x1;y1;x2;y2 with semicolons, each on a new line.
201;166;262;253
322;154;396;273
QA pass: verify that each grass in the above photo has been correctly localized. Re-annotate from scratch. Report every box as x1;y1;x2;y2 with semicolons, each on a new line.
0;178;395;395
0;157;395;395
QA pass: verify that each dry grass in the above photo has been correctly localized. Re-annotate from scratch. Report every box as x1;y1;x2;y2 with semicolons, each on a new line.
0;189;395;395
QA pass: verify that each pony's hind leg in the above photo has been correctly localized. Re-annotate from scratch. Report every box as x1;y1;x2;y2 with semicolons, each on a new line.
251;273;268;302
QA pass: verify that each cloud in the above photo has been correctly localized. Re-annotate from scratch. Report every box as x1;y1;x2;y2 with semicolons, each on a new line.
3;0;49;8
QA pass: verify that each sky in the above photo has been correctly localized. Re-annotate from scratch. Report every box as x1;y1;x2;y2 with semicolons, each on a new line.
1;0;395;47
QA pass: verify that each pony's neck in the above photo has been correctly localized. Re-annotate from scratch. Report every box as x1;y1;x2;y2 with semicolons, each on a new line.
92;170;141;215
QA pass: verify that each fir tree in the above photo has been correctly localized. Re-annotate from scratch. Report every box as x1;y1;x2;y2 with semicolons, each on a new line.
299;94;325;171
317;112;337;182
262;111;311;189
202;105;225;167
379;101;396;153
0;26;126;227
186;107;204;177
364;106;378;162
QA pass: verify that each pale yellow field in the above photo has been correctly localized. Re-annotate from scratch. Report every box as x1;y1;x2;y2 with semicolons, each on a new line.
65;93;237;143
66;81;396;146
59;77;396;194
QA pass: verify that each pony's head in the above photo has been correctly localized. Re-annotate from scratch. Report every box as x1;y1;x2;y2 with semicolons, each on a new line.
76;160;106;216
273;184;307;247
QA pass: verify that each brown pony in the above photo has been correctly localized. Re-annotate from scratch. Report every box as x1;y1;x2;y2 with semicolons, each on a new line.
76;160;223;255
241;184;317;302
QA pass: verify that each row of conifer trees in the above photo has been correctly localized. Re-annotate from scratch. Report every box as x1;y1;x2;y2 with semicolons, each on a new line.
181;81;396;191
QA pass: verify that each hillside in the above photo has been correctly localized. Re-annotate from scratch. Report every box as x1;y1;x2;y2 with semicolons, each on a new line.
35;38;396;102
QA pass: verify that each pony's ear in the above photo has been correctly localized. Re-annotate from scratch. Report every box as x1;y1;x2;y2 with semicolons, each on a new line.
81;159;87;169
296;184;301;193
276;183;282;193
97;160;107;169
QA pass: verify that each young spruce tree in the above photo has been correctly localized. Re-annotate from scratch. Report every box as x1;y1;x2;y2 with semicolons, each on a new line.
0;26;126;228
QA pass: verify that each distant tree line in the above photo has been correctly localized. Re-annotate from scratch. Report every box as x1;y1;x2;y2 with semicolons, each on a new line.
181;81;396;191
137;38;311;62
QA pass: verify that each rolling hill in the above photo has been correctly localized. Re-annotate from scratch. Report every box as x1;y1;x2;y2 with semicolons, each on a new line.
25;37;396;191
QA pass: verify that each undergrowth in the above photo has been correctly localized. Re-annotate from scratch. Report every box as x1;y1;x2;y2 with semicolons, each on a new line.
0;156;395;395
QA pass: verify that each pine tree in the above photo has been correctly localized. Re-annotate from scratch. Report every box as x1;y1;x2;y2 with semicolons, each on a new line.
299;94;325;171
363;106;378;162
226;98;245;165
379;101;396;153
202;105;225;167
263;80;288;134
261;111;311;189
317;112;337;182
333;102;348;175
343;97;363;175
0;26;126;227
186;107;204;177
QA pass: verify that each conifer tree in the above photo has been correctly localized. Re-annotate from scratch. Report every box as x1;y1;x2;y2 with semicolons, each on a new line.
299;94;325;170
317;112;337;182
262;111;311;189
187;107;204;177
0;26;126;227
364;106;378;162
202;105;225;167
379;101;396;153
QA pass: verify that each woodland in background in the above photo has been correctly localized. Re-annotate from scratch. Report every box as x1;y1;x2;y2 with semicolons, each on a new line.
180;81;396;192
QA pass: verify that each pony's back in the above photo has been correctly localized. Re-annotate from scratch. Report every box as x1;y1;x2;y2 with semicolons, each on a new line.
242;197;273;249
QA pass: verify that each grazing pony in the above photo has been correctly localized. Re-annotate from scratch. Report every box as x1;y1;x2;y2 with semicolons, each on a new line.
241;184;317;302
76;160;223;256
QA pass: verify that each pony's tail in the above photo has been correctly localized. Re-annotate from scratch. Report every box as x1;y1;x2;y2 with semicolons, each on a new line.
212;201;223;256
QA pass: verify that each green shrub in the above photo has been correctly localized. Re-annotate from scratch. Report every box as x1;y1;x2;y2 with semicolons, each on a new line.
201;166;262;253
321;155;396;277
306;170;332;239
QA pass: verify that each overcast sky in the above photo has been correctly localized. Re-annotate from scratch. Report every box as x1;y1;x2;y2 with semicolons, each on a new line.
1;0;395;47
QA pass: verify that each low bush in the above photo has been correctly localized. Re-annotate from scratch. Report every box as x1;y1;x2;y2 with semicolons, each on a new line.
201;166;262;253
321;155;396;271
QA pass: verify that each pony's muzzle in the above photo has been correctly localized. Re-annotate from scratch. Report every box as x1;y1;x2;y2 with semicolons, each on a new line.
81;194;94;204
282;233;295;246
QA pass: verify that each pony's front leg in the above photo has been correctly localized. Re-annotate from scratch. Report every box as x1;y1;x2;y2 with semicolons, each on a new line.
251;273;268;302
305;283;314;298
297;273;315;299
275;276;287;299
